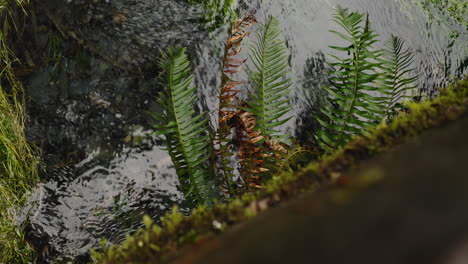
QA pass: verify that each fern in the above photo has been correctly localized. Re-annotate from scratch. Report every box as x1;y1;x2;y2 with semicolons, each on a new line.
379;35;418;119
246;16;292;138
152;48;217;204
147;16;297;197
215;15;256;196
315;7;386;152
239;15;292;184
151;12;419;204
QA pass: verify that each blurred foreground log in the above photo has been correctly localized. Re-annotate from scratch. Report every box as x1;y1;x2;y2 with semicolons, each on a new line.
174;115;468;264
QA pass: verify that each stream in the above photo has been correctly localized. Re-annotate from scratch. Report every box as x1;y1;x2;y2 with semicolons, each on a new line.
18;0;467;262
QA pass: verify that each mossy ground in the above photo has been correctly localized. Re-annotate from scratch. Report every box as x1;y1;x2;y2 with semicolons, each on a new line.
0;1;40;263
91;78;468;263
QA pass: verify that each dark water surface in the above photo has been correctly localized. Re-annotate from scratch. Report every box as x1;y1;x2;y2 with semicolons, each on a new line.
20;0;467;262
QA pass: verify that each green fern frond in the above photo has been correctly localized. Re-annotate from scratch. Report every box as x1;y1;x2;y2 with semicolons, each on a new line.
246;15;292;138
235;15;293;183
152;48;217;204
315;7;386;151
379;35;418;119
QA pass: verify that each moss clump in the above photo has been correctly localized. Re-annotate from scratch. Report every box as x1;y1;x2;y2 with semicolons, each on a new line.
0;1;40;263
188;0;237;33
420;0;467;26
92;77;468;264
419;0;468;38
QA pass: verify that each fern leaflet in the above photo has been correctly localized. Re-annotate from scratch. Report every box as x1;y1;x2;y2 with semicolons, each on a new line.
153;48;217;204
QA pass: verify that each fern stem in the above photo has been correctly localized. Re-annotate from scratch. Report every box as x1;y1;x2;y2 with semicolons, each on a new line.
257;19;269;135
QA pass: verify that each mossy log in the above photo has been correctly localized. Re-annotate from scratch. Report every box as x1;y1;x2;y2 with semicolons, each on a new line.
174;109;468;264
93;78;468;263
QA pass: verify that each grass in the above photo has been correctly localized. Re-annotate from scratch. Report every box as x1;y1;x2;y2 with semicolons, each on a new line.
91;77;468;263
0;77;39;263
0;79;39;263
0;0;40;263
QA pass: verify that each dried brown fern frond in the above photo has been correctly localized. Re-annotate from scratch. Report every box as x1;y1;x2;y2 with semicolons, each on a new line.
214;14;256;196
235;109;266;189
218;14;256;114
235;108;293;189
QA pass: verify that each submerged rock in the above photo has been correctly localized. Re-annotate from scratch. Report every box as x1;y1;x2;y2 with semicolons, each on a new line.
36;0;205;72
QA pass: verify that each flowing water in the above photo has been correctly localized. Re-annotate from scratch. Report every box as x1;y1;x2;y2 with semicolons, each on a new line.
20;0;467;262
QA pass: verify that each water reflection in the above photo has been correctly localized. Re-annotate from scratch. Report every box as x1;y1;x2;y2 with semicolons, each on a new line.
25;136;183;262
294;52;330;144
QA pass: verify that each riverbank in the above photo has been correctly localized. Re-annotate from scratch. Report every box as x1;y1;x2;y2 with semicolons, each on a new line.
0;1;41;263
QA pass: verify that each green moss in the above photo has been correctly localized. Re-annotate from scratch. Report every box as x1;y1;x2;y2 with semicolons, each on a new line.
419;0;468;38
92;78;468;264
188;0;237;33
419;0;467;25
